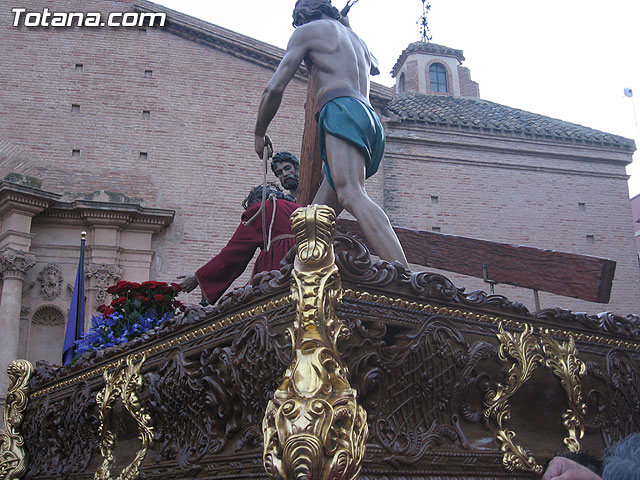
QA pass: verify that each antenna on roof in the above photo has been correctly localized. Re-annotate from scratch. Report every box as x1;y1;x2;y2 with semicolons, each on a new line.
418;0;432;43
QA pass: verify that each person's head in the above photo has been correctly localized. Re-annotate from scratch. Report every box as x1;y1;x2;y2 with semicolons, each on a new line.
602;433;640;480
271;151;299;192
292;0;341;27
242;183;295;210
543;451;603;477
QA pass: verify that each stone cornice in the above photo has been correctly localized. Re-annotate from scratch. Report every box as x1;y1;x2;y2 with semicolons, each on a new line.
0;230;36;242
0;181;61;217
37;201;175;232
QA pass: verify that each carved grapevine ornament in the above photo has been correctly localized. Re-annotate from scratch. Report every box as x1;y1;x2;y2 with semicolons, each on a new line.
0;360;34;480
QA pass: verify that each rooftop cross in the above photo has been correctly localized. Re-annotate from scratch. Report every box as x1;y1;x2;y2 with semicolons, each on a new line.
418;0;432;43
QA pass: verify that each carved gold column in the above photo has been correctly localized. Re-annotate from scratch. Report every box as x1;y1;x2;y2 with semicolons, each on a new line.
263;205;368;480
0;359;34;480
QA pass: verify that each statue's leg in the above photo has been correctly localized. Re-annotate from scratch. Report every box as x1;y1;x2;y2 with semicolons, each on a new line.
312;178;343;216
319;134;408;266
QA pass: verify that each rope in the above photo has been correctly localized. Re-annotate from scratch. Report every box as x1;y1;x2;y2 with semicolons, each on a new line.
243;139;275;251
261;143;269;250
266;194;277;252
242;193;277;250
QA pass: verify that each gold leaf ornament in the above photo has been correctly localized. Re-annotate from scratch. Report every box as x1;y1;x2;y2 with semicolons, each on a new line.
0;359;34;480
94;354;152;480
263;206;368;480
484;323;543;473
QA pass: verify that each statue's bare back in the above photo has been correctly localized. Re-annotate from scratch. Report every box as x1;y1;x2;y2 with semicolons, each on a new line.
294;19;372;102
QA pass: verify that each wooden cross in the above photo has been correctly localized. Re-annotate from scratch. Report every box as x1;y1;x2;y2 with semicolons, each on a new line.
297;76;324;206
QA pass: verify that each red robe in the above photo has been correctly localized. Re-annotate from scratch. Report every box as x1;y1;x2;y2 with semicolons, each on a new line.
195;199;300;304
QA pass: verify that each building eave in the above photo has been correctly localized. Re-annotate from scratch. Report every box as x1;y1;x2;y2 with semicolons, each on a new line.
133;1;393;105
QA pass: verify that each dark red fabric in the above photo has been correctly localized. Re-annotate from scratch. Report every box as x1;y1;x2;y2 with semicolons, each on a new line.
195;199;299;304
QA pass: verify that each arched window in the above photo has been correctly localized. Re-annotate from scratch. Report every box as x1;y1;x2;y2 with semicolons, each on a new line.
399;72;406;93
429;63;448;93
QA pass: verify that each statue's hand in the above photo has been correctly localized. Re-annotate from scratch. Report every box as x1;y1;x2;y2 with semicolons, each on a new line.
255;134;273;159
176;273;198;293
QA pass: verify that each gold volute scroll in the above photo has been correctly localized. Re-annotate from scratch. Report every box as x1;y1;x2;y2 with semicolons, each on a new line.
540;332;587;453
263;205;368;480
95;354;153;480
0;360;33;480
484;323;543;474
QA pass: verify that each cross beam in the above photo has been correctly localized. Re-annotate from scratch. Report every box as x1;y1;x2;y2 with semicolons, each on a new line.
338;219;616;304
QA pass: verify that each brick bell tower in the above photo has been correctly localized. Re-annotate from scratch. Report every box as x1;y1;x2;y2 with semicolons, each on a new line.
391;41;480;99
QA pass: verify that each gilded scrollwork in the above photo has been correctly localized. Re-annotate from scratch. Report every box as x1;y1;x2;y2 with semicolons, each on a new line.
95;358;124;480
0;359;34;480
95;354;152;480
484;323;543;474
263;205;368;480
540;331;587;452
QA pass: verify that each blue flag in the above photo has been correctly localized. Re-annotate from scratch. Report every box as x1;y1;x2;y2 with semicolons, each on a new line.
62;233;86;365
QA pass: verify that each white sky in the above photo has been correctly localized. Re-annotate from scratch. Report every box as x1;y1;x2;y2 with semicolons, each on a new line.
155;0;640;198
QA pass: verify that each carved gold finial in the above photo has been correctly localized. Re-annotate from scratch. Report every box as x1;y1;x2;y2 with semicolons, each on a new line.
0;359;34;480
263;205;368;480
290;204;336;267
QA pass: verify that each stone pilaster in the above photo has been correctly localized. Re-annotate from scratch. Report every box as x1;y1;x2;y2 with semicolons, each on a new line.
85;262;123;312
0;248;35;396
17;306;31;359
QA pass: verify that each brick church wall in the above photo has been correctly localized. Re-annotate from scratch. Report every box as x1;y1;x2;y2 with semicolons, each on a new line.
0;0;308;304
384;124;640;314
2;0;638;317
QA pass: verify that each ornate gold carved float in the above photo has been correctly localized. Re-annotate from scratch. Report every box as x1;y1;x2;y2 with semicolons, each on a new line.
0;210;638;480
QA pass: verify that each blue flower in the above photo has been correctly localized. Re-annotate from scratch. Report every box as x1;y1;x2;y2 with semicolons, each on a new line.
72;303;177;360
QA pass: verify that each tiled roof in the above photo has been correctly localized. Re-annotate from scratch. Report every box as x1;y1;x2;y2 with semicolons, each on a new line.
385;92;636;150
392;41;465;77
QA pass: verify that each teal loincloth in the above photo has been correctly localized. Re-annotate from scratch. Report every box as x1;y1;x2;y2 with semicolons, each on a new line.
318;96;385;189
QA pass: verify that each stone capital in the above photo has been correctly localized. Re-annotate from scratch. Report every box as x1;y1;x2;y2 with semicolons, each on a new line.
0;247;35;279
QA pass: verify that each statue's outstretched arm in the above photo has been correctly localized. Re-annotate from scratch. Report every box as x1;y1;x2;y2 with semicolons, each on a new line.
255;30;309;156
